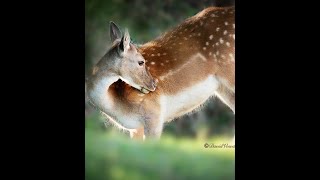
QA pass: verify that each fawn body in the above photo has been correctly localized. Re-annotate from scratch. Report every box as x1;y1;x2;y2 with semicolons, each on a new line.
87;6;235;139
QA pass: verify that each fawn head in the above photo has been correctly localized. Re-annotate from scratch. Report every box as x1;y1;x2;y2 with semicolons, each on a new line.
93;22;157;93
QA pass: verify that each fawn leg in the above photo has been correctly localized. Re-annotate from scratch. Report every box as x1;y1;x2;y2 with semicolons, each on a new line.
129;126;145;140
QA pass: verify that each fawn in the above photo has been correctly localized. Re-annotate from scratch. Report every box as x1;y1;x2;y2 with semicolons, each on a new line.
86;6;235;140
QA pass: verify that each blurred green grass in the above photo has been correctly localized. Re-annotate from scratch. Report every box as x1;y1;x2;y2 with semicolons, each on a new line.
86;119;235;180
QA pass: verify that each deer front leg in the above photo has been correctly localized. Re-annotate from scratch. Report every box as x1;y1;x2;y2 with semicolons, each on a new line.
143;117;163;140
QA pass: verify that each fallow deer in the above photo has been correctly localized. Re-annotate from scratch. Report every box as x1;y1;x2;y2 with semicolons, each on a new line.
86;6;235;140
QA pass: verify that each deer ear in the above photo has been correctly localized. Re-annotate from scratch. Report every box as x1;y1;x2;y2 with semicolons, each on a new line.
118;29;131;53
122;29;131;51
119;28;131;53
109;21;122;42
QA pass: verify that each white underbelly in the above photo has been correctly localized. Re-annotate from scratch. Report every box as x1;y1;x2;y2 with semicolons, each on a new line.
161;75;220;121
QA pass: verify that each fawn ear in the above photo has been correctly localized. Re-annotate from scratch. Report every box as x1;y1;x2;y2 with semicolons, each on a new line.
119;28;131;53
109;21;122;42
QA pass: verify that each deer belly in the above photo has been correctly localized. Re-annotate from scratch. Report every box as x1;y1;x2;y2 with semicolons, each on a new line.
161;75;219;121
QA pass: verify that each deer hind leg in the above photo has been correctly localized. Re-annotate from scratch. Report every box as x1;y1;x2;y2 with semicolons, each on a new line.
215;84;235;113
215;84;235;144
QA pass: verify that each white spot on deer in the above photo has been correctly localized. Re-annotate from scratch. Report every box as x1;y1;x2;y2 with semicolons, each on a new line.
226;42;230;47
157;53;161;56
219;38;224;44
216;42;219;46
216;51;220;56
151;54;155;56
206;42;209;46
212;44;215;47
216;27;220;31
198;33;201;36
184;28;188;31
189;34;193;37
179;32;182;34
209;52;212;56
203;47;207;51
223;30;228;35
173;43;176;45
161;63;164;66
174;58;177;61
179;42;182;45
151;62;155;65
163;53;167;55
166;60;169;63
200;21;204;26
209;35;213;40
210;14;216;17
184;37;188;40
211;19;214;22
224;22;228;25
221;55;226;59
222;11;225;14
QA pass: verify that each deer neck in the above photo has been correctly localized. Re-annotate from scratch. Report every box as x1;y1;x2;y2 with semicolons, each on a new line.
87;72;119;113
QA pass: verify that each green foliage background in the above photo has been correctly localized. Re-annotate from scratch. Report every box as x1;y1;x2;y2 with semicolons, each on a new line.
85;0;235;179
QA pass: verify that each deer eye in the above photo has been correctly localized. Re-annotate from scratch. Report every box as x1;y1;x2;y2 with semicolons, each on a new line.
138;61;144;66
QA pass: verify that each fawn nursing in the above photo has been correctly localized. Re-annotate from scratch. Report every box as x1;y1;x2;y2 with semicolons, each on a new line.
87;6;235;140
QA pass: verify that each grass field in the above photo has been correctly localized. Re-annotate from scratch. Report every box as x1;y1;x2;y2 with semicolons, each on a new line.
85;122;235;180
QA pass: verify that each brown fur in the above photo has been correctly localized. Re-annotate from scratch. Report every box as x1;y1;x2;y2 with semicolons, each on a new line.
109;6;234;109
